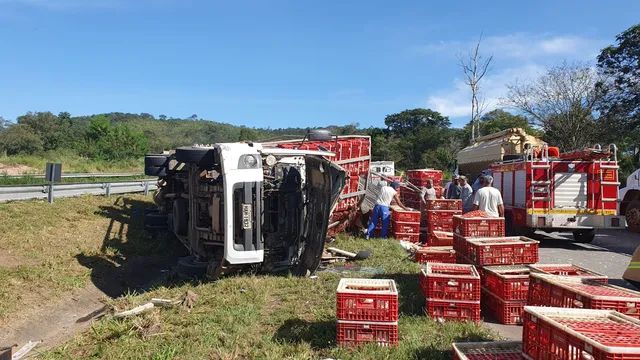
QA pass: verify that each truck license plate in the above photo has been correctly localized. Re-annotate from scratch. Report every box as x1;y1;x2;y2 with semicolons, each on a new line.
242;204;253;230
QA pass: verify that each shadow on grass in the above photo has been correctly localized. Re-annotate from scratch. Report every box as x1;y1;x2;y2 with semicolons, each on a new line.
385;273;424;316
273;318;336;349
76;196;186;298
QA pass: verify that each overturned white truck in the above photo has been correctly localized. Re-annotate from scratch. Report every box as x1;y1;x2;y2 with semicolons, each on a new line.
144;132;347;279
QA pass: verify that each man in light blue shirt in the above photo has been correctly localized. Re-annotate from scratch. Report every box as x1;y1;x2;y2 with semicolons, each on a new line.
459;176;474;213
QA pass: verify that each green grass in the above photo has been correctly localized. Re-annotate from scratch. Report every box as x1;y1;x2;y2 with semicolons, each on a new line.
0;150;143;175
40;237;496;360
0;194;181;325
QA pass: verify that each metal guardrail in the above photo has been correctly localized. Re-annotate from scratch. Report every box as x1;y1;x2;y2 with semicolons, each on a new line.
0;179;158;202
1;172;142;179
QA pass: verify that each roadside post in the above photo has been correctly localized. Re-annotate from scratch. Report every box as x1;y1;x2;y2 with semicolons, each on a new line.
45;163;62;204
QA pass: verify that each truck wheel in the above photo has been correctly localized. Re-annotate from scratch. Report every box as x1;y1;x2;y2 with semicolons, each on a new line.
176;256;207;279
573;229;595;243
626;200;640;233
175;146;216;168
144;165;167;177
145;154;168;168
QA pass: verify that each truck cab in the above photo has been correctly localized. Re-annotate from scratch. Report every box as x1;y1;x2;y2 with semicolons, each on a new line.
143;141;345;279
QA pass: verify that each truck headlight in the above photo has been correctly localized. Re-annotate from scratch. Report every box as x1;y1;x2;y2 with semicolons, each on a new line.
238;154;260;169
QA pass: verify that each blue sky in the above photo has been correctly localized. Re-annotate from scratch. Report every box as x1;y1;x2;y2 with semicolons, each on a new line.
0;1;638;129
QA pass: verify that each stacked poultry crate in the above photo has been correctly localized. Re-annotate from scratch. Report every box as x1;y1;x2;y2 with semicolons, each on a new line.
336;278;399;347
390;206;421;243
453;211;540;325
424;199;462;246
419;262;481;322
454;307;640;360
400;169;443;210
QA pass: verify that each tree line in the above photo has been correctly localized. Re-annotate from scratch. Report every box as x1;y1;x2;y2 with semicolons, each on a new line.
0;24;638;180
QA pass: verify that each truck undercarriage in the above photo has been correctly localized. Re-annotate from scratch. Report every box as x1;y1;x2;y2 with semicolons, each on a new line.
144;143;345;279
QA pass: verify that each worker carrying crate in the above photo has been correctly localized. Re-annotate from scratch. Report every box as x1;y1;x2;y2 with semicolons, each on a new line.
366;181;411;239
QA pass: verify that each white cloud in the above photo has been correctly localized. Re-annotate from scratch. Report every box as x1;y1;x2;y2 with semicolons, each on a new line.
421;33;605;124
416;33;606;61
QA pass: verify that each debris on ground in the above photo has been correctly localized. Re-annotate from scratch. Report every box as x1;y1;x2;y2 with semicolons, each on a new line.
113;302;155;318
150;298;180;307
319;264;385;275
181;290;198;311
11;340;40;360
132;311;163;338
0;345;13;360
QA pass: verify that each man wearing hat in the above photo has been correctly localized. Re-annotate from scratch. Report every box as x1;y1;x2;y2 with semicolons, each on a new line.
366;181;410;239
472;175;504;218
446;175;462;199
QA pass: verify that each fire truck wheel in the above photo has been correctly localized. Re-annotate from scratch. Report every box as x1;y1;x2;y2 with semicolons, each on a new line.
572;229;595;243
626;200;640;233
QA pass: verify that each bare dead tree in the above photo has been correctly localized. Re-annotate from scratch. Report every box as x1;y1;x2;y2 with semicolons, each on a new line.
501;62;603;151
459;35;493;141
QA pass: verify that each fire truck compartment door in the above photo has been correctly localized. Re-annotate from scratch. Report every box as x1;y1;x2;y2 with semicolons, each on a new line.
554;172;587;208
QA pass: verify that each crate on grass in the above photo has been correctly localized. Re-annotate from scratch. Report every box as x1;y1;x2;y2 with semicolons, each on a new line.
414;246;456;264
419;263;480;301
482;288;526;325
428;230;454;246
523;306;640;360
528;273;640;318
483;265;530;301
465;236;539;266
336;278;398;322
336;320;398;347
392;221;420;234
425;299;480;322
453;215;505;238
452;341;523;360
391;206;421;223
528;263;608;284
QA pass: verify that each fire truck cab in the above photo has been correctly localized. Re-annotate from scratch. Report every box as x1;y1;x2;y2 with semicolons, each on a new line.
490;144;626;243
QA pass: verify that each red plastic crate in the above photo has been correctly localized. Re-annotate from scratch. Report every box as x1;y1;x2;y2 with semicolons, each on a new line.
425;199;462;211
529;263;608;284
452;341;523;360
336;278;398;322
391;207;421;223
392;221;420;234
424;299;480;322
453;233;469;256
419;263;480;301
453;215;506;238
415;246;456;264
428;230;454;246
523;307;640;360
336;320;398;347
406;169;443;183
528;274;640;318
465;236;539;266
482;288;526;325
483;265;530;301
394;232;420;243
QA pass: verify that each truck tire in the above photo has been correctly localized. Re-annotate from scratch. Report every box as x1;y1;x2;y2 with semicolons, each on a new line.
145;154;168;168
626;200;640;233
175;146;216;168
573;229;595;243
176;256;207;279
145;165;167;177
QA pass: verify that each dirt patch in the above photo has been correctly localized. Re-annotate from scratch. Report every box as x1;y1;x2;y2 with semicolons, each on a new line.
0;253;37;268
0;163;36;176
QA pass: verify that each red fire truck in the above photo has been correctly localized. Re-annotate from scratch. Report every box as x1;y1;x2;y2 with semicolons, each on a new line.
489;144;625;243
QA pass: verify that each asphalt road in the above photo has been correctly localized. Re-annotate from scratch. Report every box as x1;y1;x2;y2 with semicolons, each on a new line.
486;228;640;340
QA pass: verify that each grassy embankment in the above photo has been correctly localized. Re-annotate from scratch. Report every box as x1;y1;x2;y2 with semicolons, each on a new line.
0;151;143;175
1;194;496;359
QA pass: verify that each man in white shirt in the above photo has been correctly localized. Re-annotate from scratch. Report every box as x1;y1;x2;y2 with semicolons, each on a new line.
459;176;474;213
472;175;504;218
420;179;437;203
367;181;410;239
